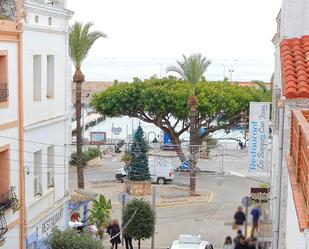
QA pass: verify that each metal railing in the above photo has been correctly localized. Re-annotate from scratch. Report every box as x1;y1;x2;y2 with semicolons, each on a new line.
290;110;309;224
0;187;17;212
0;82;8;103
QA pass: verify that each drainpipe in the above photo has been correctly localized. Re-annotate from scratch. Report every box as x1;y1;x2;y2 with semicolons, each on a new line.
271;100;285;249
16;0;26;248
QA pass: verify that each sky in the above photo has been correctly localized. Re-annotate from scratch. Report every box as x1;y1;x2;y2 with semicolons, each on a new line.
67;0;282;82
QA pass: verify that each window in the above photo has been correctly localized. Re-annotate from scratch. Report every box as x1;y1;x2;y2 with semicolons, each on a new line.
48;17;52;26
35;15;39;23
47;55;55;98
47;146;54;187
0;51;8;106
34;151;42;196
33;55;42;101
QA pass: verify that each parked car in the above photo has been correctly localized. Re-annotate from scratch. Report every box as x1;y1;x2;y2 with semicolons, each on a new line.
170;235;213;249
115;159;174;184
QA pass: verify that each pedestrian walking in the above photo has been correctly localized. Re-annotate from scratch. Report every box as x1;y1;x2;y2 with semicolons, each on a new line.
234;236;249;249
234;206;246;231
124;234;133;249
250;206;260;238
223;236;233;249
233;229;243;246
107;219;121;249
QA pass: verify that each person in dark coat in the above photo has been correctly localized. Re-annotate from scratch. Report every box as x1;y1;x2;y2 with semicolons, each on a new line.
107;219;121;249
123;233;134;249
235;236;249;249
234;206;246;230
233;229;243;246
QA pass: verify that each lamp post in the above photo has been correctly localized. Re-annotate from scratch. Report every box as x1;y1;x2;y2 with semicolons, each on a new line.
222;64;226;80
229;69;235;82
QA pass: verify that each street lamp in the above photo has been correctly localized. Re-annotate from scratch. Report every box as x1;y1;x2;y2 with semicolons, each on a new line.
229;69;235;82
222;64;226;80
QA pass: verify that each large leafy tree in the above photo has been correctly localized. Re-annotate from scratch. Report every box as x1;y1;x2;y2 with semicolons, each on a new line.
91;77;266;194
130;126;151;181
166;54;211;195
69;22;106;189
123;199;155;249
45;228;103;249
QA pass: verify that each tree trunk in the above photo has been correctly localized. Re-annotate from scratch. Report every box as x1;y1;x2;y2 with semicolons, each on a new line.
138;238;141;249
74;69;85;189
188;95;199;196
169;135;186;163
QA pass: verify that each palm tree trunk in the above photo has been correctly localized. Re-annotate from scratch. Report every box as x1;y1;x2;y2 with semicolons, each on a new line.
188;95;199;196
74;71;85;189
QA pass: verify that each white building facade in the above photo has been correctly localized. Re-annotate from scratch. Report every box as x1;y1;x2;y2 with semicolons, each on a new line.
271;0;309;248
22;1;72;248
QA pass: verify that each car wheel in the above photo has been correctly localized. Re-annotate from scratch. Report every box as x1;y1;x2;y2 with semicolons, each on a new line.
157;178;166;185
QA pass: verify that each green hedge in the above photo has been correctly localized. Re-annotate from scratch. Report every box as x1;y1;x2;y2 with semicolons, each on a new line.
70;147;102;165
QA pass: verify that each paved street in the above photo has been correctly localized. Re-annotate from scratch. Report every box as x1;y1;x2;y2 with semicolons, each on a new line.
69;148;269;249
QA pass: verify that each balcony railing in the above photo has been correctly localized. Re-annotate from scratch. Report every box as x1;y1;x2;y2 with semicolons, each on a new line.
0;82;8;103
0;187;17;212
290;110;309;228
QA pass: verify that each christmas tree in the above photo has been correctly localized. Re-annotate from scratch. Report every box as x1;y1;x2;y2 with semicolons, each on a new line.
129;126;150;181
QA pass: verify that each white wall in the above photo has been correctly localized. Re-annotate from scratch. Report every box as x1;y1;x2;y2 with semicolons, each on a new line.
23;29;67;126
24;121;68;208
286;175;309;249
281;0;309;38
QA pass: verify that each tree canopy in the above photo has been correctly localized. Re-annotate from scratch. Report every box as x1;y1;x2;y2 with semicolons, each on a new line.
92;77;266;144
123;199;155;249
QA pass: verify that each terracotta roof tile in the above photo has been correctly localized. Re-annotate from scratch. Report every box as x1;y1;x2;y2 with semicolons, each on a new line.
280;36;309;99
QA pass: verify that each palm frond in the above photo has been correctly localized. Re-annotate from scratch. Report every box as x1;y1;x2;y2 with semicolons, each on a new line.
166;53;211;84
69;21;107;70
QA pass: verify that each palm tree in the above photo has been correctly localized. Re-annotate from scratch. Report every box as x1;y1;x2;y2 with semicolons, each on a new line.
166;53;211;195
69;22;107;189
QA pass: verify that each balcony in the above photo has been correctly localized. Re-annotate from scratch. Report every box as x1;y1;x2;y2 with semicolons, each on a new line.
288;109;309;230
0;187;17;212
0;82;8;103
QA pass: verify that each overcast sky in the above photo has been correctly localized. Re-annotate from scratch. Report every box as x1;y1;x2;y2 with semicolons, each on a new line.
67;0;282;82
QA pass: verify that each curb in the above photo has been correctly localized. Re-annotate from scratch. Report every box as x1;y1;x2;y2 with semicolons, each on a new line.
111;192;213;208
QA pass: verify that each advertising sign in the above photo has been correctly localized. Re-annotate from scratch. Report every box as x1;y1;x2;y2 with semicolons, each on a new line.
251;187;270;203
90;131;107;145
248;102;270;171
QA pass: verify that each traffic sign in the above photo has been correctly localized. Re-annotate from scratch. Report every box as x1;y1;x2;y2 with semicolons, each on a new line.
124;165;131;172
117;192;130;205
241;196;252;207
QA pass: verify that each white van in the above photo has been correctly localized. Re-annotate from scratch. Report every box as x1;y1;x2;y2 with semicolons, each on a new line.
170;235;213;249
115;157;174;184
149;157;174;184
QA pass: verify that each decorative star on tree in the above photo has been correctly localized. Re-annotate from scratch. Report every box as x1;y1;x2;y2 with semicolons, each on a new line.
129;126;150;181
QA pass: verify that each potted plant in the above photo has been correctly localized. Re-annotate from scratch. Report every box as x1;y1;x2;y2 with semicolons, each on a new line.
121;153;132;165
